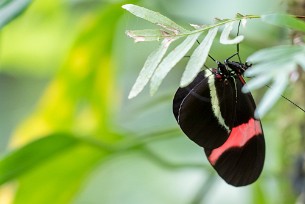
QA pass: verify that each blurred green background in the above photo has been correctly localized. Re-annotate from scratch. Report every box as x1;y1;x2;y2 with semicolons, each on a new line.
0;0;304;203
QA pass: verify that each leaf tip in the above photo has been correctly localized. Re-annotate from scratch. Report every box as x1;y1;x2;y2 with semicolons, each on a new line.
128;92;136;99
125;31;146;42
241;84;250;93
122;4;132;11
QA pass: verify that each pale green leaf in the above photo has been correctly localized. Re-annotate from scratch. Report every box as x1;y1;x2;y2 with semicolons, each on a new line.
0;0;32;29
242;74;272;93
220;22;244;44
150;33;202;95
255;69;291;118
244;60;290;77
122;4;188;34
180;27;218;87
295;53;305;71
126;29;172;42
128;38;176;99
262;13;305;33
247;45;304;63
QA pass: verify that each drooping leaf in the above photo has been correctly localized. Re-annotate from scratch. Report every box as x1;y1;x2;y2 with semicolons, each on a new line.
128;38;176;99
122;4;188;34
220;21;244;44
254;68;291;118
150;32;202;95
244;60;291;77
244;44;305;118
242;74;273;93
247;45;305;64
0;0;32;29
13;138;106;204
261;14;305;33
126;29;172;42
180;27;218;87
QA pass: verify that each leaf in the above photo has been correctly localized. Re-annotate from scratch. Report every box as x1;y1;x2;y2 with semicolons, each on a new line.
150;32;202;95
13;137;106;204
247;45;304;63
235;13;244;18
128;38;176;99
295;53;305;71
254;68;291;118
220;22;244;44
126;29;172;42
0;0;32;29
262;14;305;33
0;134;80;185
214;18;230;24
180;27;218;87
244;44;305;117
242;74;272;93
244;60;291;77
122;4;188;34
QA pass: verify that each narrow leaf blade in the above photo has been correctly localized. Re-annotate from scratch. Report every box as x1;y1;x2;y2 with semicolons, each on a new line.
122;4;187;34
262;14;305;33
128;38;176;99
180;27;218;87
150;33;202;95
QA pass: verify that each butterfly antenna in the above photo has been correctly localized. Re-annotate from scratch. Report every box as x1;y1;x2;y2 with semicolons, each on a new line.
196;39;216;62
236;20;242;63
266;85;305;113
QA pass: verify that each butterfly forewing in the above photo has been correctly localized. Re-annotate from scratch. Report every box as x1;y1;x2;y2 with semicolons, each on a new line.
173;71;231;149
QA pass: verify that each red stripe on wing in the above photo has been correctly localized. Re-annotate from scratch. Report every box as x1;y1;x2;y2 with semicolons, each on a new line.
208;118;262;165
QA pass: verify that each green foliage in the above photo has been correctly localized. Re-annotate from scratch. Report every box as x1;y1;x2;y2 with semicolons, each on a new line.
244;45;305;118
124;4;305;118
123;4;258;98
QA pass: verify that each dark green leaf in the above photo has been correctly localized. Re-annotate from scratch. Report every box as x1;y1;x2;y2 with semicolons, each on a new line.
0;133;80;185
13;138;106;204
